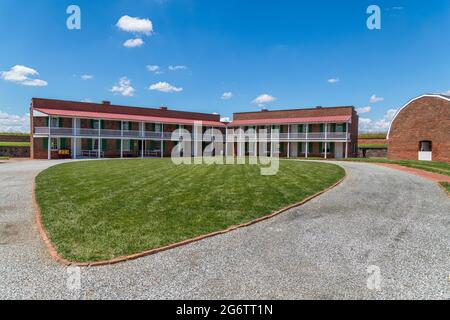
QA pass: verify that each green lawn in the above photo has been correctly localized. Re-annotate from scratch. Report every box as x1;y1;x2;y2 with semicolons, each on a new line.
0;132;30;136
0;141;30;147
339;158;450;177
358;133;387;139
35;158;345;262
440;182;450;194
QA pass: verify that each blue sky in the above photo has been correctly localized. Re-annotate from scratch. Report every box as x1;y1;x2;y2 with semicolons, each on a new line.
0;0;449;132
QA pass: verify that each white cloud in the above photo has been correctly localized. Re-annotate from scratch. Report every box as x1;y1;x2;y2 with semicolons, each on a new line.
221;92;233;100
359;108;398;132
116;15;153;35
327;78;339;84
123;38;144;48
0;65;48;87
110;77;135;97
0;110;30;133
168;65;187;71
81;74;93;80
148;81;183;93
370;94;384;103
252;94;276;106
356;106;372;114
220;117;231;123
146;65;163;74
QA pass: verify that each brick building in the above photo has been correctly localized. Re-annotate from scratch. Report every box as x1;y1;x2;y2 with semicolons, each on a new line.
30;98;358;159
227;106;358;158
387;94;450;162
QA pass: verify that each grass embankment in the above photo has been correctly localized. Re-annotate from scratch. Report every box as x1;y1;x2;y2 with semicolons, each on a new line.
35;158;345;262
0;142;30;147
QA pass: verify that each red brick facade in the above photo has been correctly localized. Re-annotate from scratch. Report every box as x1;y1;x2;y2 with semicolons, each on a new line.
388;95;450;162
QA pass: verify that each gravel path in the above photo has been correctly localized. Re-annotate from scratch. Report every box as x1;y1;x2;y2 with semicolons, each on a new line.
0;159;449;300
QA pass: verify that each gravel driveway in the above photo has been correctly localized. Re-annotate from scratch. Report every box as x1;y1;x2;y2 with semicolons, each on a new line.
0;159;449;299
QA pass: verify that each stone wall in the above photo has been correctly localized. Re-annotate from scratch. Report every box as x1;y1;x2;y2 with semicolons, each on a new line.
0;146;30;158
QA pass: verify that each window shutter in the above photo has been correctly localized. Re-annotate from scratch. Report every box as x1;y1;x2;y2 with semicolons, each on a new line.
101;120;105;129
330;142;334;153
319;142;323;153
58;118;63;128
60;138;66;149
320;124;324;132
102;139;107;151
45;118;49;127
298;124;303;133
309;142;313;152
43;138;48;149
298;142;303;153
116;140;121;149
87;139;92;150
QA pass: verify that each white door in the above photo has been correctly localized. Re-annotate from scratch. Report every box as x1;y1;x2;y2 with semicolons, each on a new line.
418;151;432;161
334;142;344;158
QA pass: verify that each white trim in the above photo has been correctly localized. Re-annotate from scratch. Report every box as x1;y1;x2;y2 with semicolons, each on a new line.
387;94;450;139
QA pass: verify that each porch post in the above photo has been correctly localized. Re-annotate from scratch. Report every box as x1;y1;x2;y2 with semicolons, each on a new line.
324;123;328;159
287;125;290;158
140;122;144;158
98;120;101;159
48;116;51;160
161;123;164;158
305;124;309;159
345;122;349;159
225;127;228;156
120;139;123;158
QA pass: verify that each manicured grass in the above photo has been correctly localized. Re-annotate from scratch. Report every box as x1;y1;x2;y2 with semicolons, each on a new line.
0;141;30;147
358;144;387;149
35;158;345;262
358;133;387;139
0;132;30;136
339;158;450;177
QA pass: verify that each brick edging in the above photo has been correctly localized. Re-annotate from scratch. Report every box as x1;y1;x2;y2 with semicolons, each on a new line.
33;171;346;268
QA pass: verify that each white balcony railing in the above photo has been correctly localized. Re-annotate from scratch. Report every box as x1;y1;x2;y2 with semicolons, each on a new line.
34;127;350;141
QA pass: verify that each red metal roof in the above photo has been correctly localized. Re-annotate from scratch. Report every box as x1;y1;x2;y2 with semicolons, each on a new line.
35;108;226;127
229;115;351;126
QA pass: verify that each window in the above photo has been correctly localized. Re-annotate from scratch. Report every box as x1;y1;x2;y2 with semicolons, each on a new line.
122;121;130;131
123;139;131;151
155;124;162;132
93;120;100;130
419;141;432;152
50;138;59;151
51;117;59;128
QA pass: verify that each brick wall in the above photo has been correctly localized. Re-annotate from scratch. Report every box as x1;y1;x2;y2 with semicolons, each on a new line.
388;96;450;162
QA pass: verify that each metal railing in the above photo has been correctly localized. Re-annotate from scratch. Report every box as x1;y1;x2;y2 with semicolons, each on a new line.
34;127;350;141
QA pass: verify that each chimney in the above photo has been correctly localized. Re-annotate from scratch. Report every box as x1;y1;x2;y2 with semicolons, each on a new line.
261;107;269;112
316;106;323;109
102;101;111;105
160;106;168;111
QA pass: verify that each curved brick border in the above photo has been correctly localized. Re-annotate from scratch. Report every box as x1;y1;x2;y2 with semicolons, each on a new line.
33;170;346;268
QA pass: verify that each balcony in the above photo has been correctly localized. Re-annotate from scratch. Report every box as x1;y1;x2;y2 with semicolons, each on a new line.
227;132;351;141
34;127;350;141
